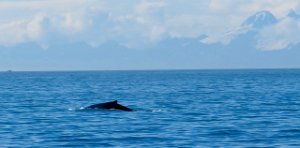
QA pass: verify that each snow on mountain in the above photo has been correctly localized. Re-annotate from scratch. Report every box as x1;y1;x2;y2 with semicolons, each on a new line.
287;10;300;19
201;10;278;46
242;11;278;29
211;10;300;51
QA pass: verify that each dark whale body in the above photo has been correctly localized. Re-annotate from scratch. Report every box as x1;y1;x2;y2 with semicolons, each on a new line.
85;100;133;111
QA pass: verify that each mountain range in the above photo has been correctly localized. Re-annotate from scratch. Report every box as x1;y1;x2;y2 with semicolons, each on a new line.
1;10;299;70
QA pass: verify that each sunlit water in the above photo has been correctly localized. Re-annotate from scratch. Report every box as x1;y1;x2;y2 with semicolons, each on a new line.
1;69;300;147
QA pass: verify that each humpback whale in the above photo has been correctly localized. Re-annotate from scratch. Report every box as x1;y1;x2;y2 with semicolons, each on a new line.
85;100;133;111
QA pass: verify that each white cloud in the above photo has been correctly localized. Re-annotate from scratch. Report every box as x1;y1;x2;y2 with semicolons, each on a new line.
26;13;46;39
60;13;84;33
135;1;165;14
257;17;300;50
0;0;300;50
0;20;27;45
201;0;300;46
0;0;111;47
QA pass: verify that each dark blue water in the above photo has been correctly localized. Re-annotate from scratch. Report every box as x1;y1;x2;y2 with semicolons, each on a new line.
1;69;300;147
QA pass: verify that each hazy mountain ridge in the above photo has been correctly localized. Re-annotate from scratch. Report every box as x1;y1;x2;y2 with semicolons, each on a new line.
1;10;298;51
1;10;300;70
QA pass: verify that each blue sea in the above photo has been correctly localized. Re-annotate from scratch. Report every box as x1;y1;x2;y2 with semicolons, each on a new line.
1;69;300;147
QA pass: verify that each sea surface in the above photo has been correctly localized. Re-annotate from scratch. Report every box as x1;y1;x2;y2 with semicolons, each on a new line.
0;69;300;147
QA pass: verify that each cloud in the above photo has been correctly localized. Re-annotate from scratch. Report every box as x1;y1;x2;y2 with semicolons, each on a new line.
257;17;300;50
1;0;300;50
135;1;165;14
0;20;27;45
0;0;113;47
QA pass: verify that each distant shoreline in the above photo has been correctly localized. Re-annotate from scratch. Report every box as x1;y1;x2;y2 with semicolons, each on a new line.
1;68;300;73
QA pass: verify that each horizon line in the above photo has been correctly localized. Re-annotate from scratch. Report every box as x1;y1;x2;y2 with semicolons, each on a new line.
1;67;300;73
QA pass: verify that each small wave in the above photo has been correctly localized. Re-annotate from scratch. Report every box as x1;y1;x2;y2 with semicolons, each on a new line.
278;129;300;133
67;106;86;111
151;109;164;112
150;108;173;113
208;129;249;136
272;128;300;138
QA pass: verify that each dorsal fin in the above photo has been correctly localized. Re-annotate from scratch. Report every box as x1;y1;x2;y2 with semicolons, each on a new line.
113;100;118;104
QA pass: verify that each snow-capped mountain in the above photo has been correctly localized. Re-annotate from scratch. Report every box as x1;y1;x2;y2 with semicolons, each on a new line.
241;11;278;29
201;11;278;45
288;10;300;19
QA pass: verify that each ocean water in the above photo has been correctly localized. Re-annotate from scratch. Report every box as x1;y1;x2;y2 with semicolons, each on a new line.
0;69;300;147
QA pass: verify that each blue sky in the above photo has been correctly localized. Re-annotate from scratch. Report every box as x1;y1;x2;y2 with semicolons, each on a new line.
0;0;300;71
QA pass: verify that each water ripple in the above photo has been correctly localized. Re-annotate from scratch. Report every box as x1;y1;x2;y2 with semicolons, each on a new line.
1;70;300;147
